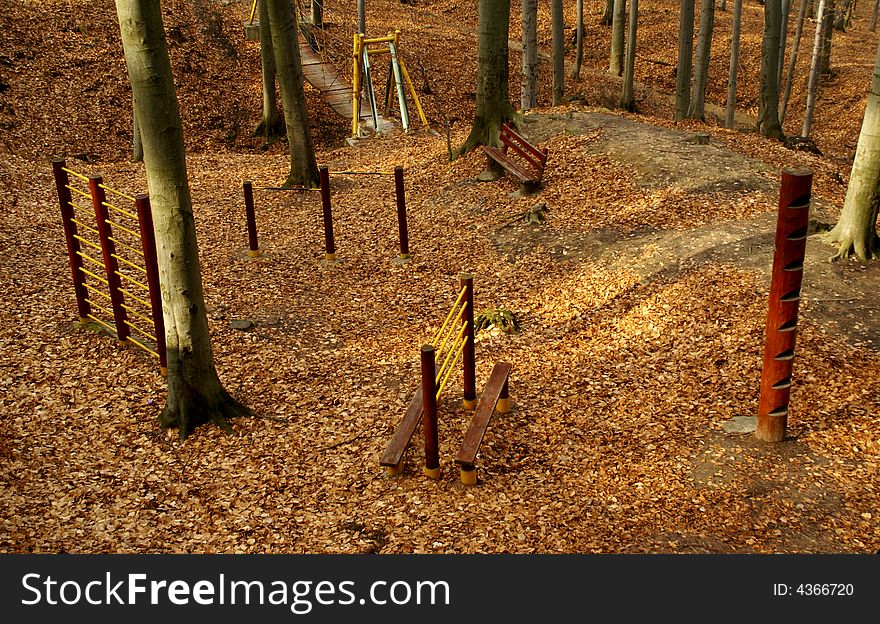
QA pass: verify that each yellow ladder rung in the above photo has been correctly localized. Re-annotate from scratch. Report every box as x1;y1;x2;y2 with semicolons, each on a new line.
65;185;91;199
85;314;116;334
70;218;99;236
85;299;115;319
112;253;147;274
61;167;89;181
121;304;155;329
430;285;468;347
127;336;160;359
119;287;151;309
105;218;140;239
72;234;102;251
123;319;156;343
116;271;150;292
109;237;145;258
436;336;467;400
78;266;109;285
83;283;112;300
98;184;136;202
102;200;139;221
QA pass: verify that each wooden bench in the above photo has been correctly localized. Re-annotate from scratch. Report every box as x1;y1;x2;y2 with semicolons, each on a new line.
481;123;548;192
454;362;513;485
379;385;427;476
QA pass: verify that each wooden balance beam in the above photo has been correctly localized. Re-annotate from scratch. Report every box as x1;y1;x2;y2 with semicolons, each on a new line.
455;362;513;485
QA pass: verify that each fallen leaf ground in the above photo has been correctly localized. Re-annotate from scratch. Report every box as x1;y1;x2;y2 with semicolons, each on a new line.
0;0;878;553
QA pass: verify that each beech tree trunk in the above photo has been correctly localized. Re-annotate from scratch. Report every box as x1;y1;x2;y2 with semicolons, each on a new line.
552;0;565;104
802;0;827;138
115;0;249;439
264;0;320;188
521;0;538;110
758;0;783;138
610;0;626;76
726;0;744;128
620;0;639;111
780;0;808;124
829;39;880;260
132;96;143;161
601;0;614;25
255;0;284;140
777;0;791;89
687;0;715;120
675;0;696;121
821;0;835;75
358;0;366;34
871;0;879;32
458;0;515;154
571;0;585;78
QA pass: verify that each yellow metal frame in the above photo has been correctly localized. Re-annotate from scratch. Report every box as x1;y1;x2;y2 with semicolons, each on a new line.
351;30;429;137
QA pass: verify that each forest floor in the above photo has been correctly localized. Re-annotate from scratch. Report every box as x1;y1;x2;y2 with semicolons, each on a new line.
1;0;879;554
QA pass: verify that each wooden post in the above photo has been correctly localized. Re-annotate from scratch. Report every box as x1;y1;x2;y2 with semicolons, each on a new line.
52;159;90;323
394;166;410;260
319;166;337;262
89;176;129;343
420;345;440;479
135;194;167;376
243;181;260;258
461;273;477;409
756;168;813;442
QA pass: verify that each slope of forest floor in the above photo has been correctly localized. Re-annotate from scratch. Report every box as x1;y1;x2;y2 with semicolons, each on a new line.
1;0;878;554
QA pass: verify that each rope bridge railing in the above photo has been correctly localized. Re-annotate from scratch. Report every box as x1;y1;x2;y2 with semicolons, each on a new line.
52;159;167;375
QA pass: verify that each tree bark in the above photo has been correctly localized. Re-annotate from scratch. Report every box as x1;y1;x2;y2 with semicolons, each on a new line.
311;0;323;28
570;0;585;79
687;0;715;120
828;39;880;260
758;0;783;138
777;0;791;89
872;0;879;32
132;96;143;162
264;0;320;188
610;0;626;76
726;0;744;128
458;0;515;155
834;0;852;29
780;0;808;124
114;0;249;439
821;0;835;75
255;0;284;141
620;0;639;111
802;0;827;138
601;0;614;25
552;0;565;104
358;0;366;34
675;0;695;121
521;0;538;110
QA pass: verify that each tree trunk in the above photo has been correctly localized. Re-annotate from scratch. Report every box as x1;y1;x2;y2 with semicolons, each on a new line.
610;0;626;76
132;96;143;162
458;0;515;155
601;0;614;25
570;0;585;79
821;0;835;75
802;0;827;138
834;0;852;29
726;0;744;128
675;0;695;121
264;0;320;188
872;0;879;32
620;0;639;111
358;0;366;34
114;0;248;439
780;0;807;124
687;0;715;120
255;0;284;140
777;0;791;89
828;39;880;260
758;0;783;138
552;0;565;104
521;0;538;110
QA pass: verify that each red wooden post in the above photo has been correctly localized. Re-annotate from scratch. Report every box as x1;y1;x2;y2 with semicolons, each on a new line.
757;168;813;442
52;159;90;323
420;345;440;479
135;194;167;376
319;166;337;262
460;273;477;409
243;181;260;258
89;176;129;343
394;166;410;260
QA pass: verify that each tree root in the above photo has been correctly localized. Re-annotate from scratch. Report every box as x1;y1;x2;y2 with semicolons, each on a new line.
826;229;880;262
159;386;251;441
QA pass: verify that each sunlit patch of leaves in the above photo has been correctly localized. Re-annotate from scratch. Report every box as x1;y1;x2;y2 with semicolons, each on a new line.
475;307;520;333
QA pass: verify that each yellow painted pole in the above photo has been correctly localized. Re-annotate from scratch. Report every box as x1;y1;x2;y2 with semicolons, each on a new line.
249;0;258;23
352;33;362;136
398;56;429;128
